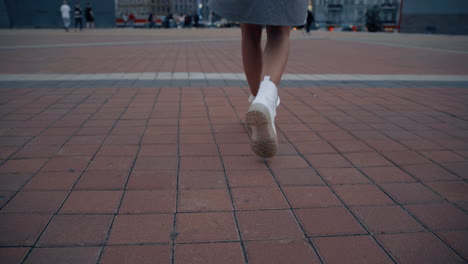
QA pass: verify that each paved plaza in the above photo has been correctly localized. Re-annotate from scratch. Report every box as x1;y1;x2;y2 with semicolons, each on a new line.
0;29;467;263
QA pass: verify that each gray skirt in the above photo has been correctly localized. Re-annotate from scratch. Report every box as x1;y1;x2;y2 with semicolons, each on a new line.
208;0;309;26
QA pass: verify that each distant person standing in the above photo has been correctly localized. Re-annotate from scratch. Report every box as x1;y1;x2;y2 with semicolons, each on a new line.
193;13;199;28
184;14;192;28
74;3;83;31
122;13;128;27
60;1;71;32
85;3;95;29
129;13;135;28
148;12;154;28
305;10;314;34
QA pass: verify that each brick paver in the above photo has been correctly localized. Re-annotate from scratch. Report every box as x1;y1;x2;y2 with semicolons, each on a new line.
0;29;467;263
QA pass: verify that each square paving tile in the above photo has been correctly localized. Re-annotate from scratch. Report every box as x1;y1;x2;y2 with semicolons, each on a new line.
381;151;431;165
176;212;238;242
87;156;134;171
223;156;268;170
226;170;277;188
318;167;370;185
304;154;352;168
23;171;80;190
74;170;129;190
232;187;289;210
0;247;29;264
405;203;468;230
283;186;342;208
38;215;113;246
377;232;465;264
0;173;34;191
314;235;393;264
237;210;303;240
343;152;393;167
126;170;176;190
330;140;373;153
133;157;178;171
419;150;466;163
218;143;254;156
100;245;172;264
332;184;394;206
13;146;60;158
178;189;233;212
104;134;142;145
266;156;310;169
426;181;468;202
23;247;101;264
179;170;226;189
294;140;337;154
180;143;219;156
0;159;48;173
0;191;14;207
56;144;100;157
119;190;176;213
272;168;325;186
352;205;424;233
437;230;468;260
246;240;320;264
295;207;366;236
108;214;173;244
360;166;416;183
96;145;139;157
174;243;244;264
1;191;68;213
40;157;91;172
138;144;178;157
402;163;459;182
440;162;468;179
381;182;443;204
0;214;51;245
60;191;122;214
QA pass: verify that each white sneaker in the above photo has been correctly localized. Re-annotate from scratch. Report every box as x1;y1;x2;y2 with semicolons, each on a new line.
245;76;280;158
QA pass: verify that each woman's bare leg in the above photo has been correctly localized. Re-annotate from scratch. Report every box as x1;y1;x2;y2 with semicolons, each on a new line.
241;23;263;96
262;25;291;86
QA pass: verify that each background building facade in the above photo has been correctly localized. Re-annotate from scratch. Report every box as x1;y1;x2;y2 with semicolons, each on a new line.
0;0;116;28
117;0;209;18
312;0;400;30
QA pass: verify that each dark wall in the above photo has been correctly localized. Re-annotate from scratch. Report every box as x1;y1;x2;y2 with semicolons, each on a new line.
400;14;468;35
0;0;10;28
1;0;115;28
400;0;468;35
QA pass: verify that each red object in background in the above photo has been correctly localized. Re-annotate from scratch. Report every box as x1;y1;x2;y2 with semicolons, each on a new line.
328;27;334;31
129;13;135;20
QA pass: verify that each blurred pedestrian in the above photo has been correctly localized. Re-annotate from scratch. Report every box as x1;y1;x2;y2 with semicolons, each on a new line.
184;14;192;28
148;12;154;28
193;12;199;28
208;0;308;158
74;3;83;31
60;1;71;32
123;13;128;27
85;3;95;30
129;13;135;28
305;10;314;33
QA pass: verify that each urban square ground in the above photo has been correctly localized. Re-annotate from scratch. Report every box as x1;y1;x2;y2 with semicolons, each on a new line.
0;29;467;264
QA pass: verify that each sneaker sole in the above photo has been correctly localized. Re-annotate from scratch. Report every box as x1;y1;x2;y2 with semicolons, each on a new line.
246;103;277;158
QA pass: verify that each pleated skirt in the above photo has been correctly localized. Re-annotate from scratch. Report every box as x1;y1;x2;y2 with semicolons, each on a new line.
208;0;309;26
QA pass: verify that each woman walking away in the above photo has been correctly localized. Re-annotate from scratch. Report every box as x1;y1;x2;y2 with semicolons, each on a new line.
208;1;308;158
